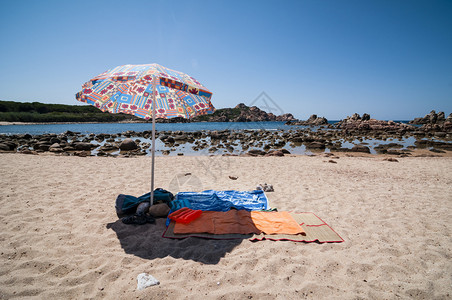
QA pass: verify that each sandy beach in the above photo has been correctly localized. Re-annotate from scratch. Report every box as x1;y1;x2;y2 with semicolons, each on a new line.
0;153;451;299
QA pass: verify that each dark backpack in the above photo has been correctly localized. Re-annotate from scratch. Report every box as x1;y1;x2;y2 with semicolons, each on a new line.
115;188;174;218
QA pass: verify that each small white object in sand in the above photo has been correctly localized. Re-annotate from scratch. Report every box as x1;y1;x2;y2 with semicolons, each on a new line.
137;273;160;290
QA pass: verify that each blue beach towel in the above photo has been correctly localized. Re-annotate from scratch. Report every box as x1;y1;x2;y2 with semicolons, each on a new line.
166;190;268;226
176;190;268;212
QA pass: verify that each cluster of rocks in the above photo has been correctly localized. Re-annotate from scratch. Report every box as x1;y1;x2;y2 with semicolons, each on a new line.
1;122;450;158
1;109;451;157
192;103;296;122
0;131;150;157
283;111;452;135
285;114;328;126
409;110;451;125
335;113;412;131
409;110;452;132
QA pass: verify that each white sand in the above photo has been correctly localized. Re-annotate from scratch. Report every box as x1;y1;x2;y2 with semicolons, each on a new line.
0;153;451;299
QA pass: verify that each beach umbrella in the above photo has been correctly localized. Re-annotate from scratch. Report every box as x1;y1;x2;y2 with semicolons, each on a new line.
76;63;215;204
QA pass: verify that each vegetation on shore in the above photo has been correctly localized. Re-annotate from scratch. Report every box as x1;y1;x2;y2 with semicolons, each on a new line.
0;100;141;123
0;100;255;123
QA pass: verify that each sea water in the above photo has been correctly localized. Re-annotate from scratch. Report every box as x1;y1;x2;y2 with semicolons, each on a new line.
0;121;306;135
0;121;431;156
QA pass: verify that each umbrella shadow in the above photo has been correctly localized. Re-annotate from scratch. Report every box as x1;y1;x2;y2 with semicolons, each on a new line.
106;218;245;265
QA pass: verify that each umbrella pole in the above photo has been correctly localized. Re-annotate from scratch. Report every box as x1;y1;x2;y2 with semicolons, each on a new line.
150;77;157;206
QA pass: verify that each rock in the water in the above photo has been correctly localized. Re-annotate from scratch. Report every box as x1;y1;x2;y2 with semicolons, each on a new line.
305;141;326;149
281;149;291;154
276;113;296;122
165;136;175;143
409;110;448;125
119;138;138;151
336;113;413;131
0;143;15;151
191;103;294;122
247;149;266;156
34;141;51;151
267;150;284;156
49;143;64;153
74;142;94;151
99;143;118;152
351;145;371;153
286;114;328;126
74;151;90;157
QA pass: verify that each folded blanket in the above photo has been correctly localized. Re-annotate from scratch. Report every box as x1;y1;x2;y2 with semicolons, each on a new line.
174;210;305;235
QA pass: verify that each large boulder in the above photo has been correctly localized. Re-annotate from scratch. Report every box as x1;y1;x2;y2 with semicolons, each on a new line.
165;137;175;144
99;143;119;152
266;150;285;156
74;142;95;151
173;134;188;141
119;138;138;151
34;141;51;151
305;141;326;149
350;145;371;153
49;143;64;153
0;143;13;151
247;149;267;156
0;141;17;151
289;136;303;143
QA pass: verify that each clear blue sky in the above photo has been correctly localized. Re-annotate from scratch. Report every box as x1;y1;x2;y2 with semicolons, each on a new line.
0;0;451;120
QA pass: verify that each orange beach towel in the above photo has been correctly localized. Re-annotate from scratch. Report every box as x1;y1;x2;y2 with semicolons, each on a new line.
173;210;305;235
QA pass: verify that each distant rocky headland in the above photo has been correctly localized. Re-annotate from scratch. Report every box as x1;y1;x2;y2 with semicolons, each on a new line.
285;114;328;126
191;103;296;123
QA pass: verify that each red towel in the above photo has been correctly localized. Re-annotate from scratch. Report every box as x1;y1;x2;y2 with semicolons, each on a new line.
168;208;202;224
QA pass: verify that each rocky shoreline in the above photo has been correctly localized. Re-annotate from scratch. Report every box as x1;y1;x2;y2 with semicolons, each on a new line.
1;110;450;157
285;114;328;126
0;118;450;158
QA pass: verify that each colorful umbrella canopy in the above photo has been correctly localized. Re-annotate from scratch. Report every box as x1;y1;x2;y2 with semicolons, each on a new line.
76;63;215;119
76;63;215;205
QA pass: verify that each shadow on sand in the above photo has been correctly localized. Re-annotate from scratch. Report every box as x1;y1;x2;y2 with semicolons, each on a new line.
106;218;245;265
